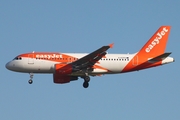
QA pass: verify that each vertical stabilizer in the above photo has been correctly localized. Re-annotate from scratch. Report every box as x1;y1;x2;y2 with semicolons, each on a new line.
139;26;171;57
122;26;171;72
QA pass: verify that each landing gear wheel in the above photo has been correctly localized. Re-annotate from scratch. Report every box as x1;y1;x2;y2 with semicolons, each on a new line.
28;73;34;84
28;79;33;84
84;76;90;82
82;76;90;88
83;82;89;88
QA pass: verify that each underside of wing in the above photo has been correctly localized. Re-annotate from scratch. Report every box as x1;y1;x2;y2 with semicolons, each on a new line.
71;43;114;73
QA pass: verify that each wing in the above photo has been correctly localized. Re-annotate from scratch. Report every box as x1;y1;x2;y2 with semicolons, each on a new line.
71;43;114;72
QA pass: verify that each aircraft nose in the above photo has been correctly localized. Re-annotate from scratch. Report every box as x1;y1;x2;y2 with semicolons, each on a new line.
5;62;11;70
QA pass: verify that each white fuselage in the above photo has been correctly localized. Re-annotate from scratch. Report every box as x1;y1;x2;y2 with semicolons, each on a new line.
6;53;174;76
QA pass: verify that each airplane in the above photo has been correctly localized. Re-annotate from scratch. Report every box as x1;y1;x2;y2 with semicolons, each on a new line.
5;26;174;88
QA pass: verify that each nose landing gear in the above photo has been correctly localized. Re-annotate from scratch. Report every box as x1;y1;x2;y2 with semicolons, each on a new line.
28;73;33;84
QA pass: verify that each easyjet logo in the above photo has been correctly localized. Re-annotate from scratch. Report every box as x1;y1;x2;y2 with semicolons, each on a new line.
36;54;63;59
145;27;168;53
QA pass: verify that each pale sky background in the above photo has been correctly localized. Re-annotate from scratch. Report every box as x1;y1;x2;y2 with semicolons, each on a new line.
1;0;180;120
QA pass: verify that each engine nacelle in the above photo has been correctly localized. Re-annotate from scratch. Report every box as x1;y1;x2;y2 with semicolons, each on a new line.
53;74;78;83
53;64;78;84
54;64;72;74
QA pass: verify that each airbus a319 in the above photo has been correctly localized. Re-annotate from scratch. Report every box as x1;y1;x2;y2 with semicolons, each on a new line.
6;26;174;88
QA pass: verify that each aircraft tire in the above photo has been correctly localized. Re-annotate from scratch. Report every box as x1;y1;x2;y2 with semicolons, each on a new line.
84;76;90;82
28;79;33;84
83;82;89;88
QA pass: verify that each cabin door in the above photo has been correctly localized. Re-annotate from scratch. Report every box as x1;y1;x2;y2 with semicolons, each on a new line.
28;54;34;64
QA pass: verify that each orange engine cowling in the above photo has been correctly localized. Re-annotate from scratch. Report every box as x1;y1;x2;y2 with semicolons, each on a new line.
53;64;78;84
55;64;72;74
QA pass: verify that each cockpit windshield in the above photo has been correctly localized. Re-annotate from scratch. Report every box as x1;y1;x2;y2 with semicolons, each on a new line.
13;56;22;60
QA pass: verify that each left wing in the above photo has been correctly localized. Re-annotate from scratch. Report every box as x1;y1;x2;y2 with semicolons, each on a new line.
71;43;114;72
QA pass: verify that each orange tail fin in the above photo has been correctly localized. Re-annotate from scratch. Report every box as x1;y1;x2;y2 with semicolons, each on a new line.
139;26;171;57
122;26;171;73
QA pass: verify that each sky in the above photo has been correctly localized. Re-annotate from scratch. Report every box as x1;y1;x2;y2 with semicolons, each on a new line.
0;0;180;120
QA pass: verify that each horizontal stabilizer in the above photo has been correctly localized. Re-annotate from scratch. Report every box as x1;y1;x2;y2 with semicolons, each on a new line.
148;52;171;62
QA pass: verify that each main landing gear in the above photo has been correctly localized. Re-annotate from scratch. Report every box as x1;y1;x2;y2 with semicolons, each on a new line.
83;76;90;88
28;73;33;84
